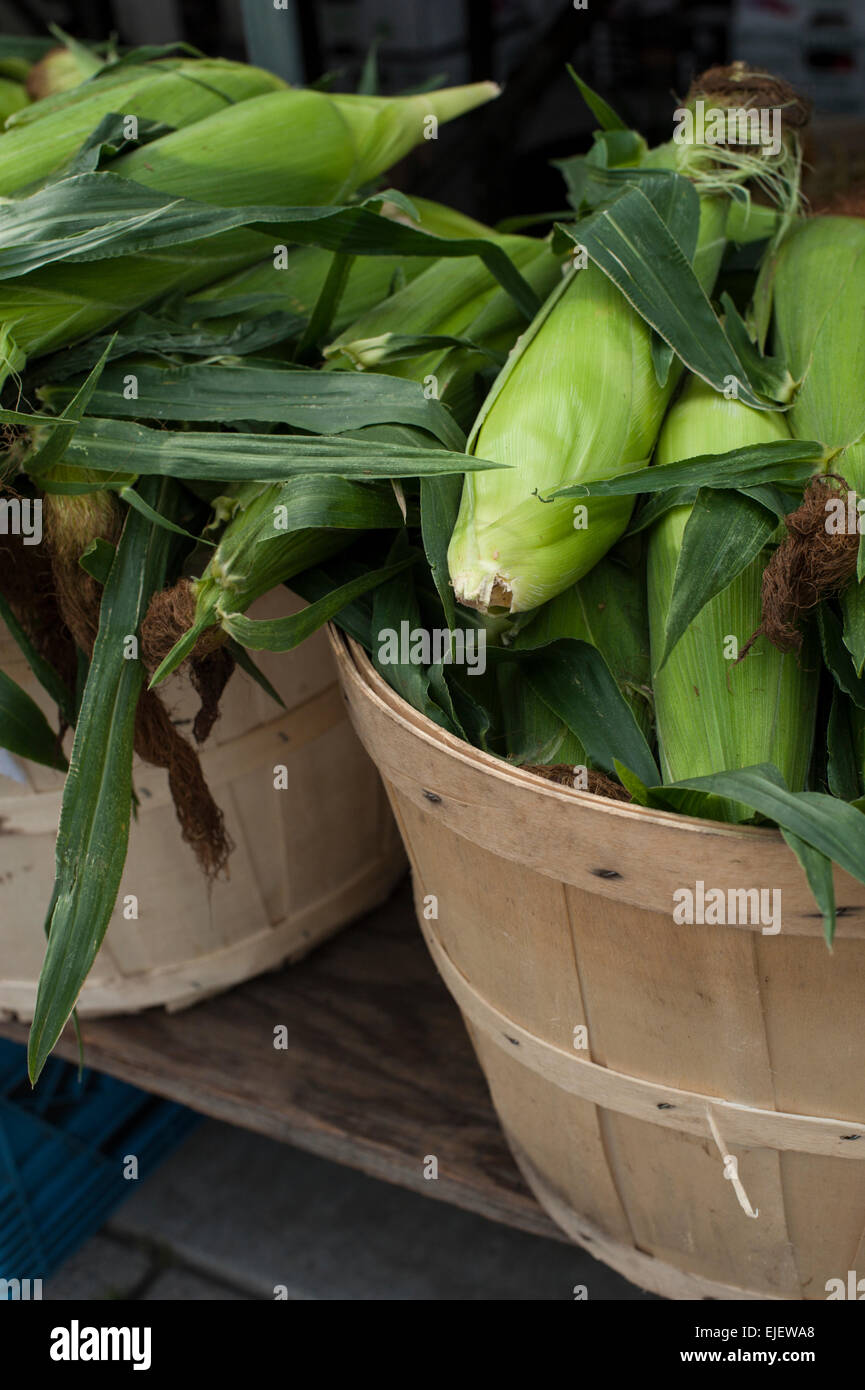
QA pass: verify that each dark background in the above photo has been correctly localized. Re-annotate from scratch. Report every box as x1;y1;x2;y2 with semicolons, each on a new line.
2;0;862;218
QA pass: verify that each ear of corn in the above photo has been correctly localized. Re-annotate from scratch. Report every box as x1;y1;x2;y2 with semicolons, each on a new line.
0;57;287;194
24;39;102;100
447;73;804;616
0;74;29;123
324;231;556;374
190;195;506;339
648;376;818;816
0;83;499;367
446;190;733;614
772;215;865;491
111;82;499;206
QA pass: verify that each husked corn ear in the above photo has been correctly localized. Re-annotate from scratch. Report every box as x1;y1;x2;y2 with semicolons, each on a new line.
447;195;731;614
0;57;286;194
648;377;818;813
772;215;865;490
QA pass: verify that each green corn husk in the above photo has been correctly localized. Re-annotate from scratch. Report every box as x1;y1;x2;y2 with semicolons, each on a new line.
0;57;287;195
447;80;802;615
648;376;818;817
0;83;499;368
0;75;29;124
446;188;730;614
190;195;506;339
112;82;500;206
323;225;562;431
771;215;865;490
151;475;406;677
502;544;652;767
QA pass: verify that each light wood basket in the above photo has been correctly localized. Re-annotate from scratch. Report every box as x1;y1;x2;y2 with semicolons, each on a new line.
332;628;865;1301
0;593;405;1020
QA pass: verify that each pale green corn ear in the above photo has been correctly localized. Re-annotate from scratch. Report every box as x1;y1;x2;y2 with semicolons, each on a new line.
150;481;366;679
324;231;552;373
0;86;498;370
112;82;500;207
648;376;818;817
0;57;287;194
447;63;806;615
0;75;28;123
191;195;510;338
447;194;729;614
772;215;865;490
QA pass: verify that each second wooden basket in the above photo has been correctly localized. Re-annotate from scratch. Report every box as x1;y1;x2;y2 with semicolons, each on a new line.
0;592;405;1020
332;627;865;1302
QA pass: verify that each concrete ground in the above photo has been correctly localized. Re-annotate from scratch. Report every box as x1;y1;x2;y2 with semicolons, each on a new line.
44;1121;656;1301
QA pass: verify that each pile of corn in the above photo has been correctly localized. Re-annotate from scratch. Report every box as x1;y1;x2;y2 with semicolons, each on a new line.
2;38;864;1073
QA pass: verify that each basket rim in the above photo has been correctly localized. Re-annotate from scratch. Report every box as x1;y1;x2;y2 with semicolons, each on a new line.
329;625;786;846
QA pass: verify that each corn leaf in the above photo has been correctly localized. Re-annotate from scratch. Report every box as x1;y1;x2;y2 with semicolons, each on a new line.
566;67;628;132
818;603;865;708
78;537;116;584
555;188;775;408
39;360;466;451
659;488;778;669
289;560;375;649
0;669;67;771
668;764;865;916
225;639;286;711
778;832;837;947
626;485;698;535
420;474;462;629
12;413;503;481
25;339;115;476
220;558;415;653
293;252;355;361
38;306;305;380
65;111;175;177
27;478;178;1083
841;582;865;679
490;641;659;787
553;439;824;500
0;590;75;725
827;690;862;802
369;536;459;735
0;174;541;318
719;292;793;402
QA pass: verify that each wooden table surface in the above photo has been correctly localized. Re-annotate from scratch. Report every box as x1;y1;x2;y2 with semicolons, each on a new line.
0;877;563;1243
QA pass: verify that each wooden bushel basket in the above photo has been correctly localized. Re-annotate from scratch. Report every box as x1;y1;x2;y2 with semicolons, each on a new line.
0;593;405;1020
331;629;865;1301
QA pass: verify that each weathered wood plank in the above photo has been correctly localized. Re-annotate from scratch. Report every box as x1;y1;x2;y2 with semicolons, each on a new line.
0;881;564;1244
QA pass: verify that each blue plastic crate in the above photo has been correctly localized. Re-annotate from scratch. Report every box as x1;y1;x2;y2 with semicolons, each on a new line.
0;1037;199;1289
